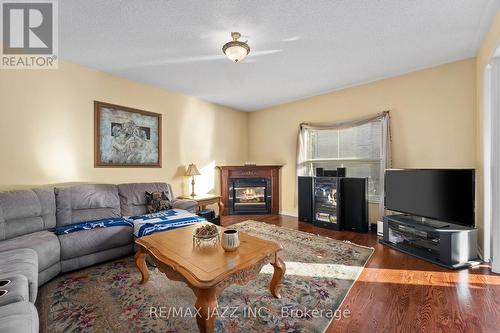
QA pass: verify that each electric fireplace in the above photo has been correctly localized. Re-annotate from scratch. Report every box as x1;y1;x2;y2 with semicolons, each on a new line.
229;178;271;214
218;165;282;215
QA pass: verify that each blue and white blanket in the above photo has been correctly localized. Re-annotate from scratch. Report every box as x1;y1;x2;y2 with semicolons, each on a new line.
126;209;205;237
52;217;133;235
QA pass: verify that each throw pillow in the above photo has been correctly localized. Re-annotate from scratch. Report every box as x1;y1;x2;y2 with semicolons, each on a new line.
145;191;172;213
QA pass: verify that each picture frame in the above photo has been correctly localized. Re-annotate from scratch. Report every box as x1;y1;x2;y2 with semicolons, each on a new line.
94;101;162;168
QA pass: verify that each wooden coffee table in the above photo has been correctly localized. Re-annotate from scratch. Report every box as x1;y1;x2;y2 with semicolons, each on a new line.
134;223;285;333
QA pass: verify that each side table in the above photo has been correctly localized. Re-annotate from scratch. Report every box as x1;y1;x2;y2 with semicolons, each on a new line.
178;194;224;219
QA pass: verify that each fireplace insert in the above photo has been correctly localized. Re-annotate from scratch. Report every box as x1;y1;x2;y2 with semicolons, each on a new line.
229;178;271;214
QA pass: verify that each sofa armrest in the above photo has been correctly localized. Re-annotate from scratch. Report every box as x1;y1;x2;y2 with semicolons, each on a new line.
170;199;197;213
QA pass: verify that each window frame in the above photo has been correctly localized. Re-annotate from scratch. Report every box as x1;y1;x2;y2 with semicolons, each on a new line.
303;120;384;204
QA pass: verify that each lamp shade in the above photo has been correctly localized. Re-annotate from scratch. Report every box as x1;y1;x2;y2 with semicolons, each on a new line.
224;44;249;62
186;163;201;176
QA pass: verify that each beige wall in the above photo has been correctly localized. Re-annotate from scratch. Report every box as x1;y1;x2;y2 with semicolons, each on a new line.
248;59;477;222
0;61;248;197
0;35;487;235
476;11;500;253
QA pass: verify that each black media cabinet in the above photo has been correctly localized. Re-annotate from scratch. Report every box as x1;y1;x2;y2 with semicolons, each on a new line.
381;214;479;269
298;176;368;232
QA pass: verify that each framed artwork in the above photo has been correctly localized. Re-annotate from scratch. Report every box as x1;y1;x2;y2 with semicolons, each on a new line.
94;101;162;167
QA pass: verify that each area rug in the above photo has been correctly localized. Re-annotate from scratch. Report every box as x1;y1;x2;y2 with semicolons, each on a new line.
36;221;374;333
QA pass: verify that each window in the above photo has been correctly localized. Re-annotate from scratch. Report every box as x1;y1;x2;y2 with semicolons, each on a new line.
304;120;383;202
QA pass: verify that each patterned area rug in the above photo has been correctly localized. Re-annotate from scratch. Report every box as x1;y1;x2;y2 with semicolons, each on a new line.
36;221;373;333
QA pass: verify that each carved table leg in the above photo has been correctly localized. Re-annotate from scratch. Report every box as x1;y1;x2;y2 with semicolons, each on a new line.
134;248;149;284
194;288;218;333
270;254;286;298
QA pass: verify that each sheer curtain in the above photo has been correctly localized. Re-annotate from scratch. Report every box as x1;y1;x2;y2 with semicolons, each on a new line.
296;111;391;217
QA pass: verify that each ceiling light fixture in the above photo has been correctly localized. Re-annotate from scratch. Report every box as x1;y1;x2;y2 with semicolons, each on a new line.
222;32;250;63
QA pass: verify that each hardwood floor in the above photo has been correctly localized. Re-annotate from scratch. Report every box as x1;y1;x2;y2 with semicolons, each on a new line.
221;214;500;333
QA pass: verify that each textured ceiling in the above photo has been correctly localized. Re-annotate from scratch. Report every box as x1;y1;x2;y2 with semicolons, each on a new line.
59;0;499;111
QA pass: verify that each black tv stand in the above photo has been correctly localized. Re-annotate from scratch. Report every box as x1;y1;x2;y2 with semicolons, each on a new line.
381;214;478;269
404;215;450;229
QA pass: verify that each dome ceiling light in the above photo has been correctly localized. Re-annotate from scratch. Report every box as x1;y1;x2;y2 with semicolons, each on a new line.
222;32;250;63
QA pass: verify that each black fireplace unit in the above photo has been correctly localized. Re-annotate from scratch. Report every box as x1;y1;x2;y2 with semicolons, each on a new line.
229;178;272;214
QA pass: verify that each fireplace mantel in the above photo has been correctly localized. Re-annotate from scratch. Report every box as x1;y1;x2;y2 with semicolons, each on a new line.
217;165;282;215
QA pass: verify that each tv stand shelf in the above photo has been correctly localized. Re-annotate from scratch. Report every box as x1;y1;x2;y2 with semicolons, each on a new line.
381;214;478;269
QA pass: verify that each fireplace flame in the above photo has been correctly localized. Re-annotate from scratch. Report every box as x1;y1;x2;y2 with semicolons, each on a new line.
244;188;256;196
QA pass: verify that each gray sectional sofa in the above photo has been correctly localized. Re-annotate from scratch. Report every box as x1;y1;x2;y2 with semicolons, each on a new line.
0;182;197;333
0;188;60;286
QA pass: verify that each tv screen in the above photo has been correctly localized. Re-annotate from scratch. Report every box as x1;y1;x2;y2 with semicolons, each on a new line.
384;169;475;227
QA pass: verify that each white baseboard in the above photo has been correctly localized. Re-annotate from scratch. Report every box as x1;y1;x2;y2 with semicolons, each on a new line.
279;210;298;217
491;261;500;274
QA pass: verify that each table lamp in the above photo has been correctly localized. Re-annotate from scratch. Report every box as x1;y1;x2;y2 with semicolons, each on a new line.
186;163;201;197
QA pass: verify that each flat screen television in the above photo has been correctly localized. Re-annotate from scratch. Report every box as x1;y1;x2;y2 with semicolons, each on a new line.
384;169;475;227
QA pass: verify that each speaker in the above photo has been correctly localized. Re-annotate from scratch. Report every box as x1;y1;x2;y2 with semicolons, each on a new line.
323;169;337;177
337;167;346;177
298;176;314;223
340;178;368;232
315;168;324;177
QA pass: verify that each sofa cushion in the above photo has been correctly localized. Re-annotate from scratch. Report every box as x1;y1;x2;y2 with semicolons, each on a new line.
118;183;174;216
58;225;133;260
0;248;38;302
170;198;197;213
60;244;133;273
0;188;56;241
0;301;39;333
55;184;121;227
0;231;60;274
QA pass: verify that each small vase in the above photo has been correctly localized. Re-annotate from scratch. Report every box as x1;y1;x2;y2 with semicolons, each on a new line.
222;229;240;252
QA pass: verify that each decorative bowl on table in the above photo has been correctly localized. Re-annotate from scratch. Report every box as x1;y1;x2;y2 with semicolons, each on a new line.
192;224;220;247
